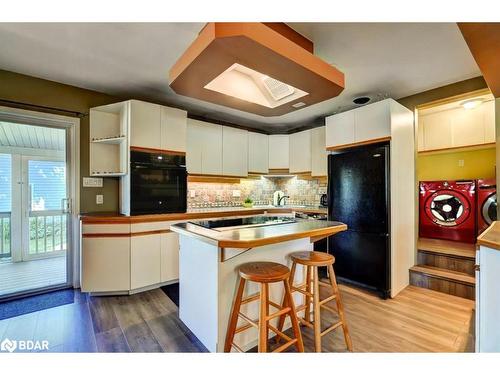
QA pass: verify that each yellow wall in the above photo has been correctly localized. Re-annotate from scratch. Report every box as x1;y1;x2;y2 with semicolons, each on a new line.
418;147;496;181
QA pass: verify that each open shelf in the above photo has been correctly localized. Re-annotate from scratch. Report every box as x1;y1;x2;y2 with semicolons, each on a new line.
91;136;126;145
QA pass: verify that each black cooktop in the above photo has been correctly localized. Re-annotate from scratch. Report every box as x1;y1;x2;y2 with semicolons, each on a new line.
191;216;296;230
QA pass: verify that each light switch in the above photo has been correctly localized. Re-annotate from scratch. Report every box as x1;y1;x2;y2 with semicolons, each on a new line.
233;190;241;197
458;160;464;167
83;177;103;187
190;190;196;198
96;195;104;205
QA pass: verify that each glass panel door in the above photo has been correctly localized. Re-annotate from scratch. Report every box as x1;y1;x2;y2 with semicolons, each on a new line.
0;153;12;261
22;157;68;261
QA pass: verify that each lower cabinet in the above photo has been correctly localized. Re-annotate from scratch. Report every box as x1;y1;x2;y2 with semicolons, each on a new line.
81;237;131;292
130;233;162;290
160;232;180;282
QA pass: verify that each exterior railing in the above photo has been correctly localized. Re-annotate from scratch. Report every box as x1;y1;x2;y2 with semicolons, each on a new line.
29;210;67;256
0;212;10;259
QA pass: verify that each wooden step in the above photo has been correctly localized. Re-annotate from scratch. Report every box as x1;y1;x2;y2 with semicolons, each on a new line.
418;238;476;259
409;265;475;300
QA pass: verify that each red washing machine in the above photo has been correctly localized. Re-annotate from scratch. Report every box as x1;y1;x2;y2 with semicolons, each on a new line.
477;178;497;235
419;180;476;243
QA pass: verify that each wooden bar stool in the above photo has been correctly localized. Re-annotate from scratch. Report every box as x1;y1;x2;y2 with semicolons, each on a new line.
224;261;304;353
277;251;353;353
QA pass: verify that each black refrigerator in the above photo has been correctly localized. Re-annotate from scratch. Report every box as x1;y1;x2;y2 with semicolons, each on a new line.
327;143;390;298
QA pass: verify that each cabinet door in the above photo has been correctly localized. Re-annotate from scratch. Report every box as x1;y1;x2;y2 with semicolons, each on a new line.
452;106;485;147
289;129;311;173
222;127;248;176
269;135;289;169
417;116;425;152
186;119;203;174
354;100;391;142
129;100;161;149
130;234;161;290
161;106;187;152
483;100;496;144
248;132;269;174
201;122;223;175
311;127;328;177
160;232;179;283
81;237;130;292
325;111;355;148
421;111;453;151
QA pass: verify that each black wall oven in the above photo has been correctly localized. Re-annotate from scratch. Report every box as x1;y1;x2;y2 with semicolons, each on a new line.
130;150;187;215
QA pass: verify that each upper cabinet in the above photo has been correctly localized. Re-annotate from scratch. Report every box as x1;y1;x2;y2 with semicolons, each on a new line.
418;98;495;152
129;100;187;152
248;132;269;174
222;127;248;177
326;100;392;149
289;130;311;173
311;127;328;177
186;119;223;175
160;106;188;153
129;100;162;149
269;135;289;170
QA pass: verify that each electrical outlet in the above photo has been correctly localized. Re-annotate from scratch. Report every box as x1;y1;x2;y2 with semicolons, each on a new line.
96;194;104;205
190;190;196;198
458;159;465;167
233;190;241;197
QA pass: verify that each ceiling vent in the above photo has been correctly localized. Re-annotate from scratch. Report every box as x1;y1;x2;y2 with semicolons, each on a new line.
169;23;345;117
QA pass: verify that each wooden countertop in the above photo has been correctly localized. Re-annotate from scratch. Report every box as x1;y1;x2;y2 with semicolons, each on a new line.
170;219;346;248
80;206;327;224
477;221;500;251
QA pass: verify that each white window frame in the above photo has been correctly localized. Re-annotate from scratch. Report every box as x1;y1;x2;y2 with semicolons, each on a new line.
0;105;80;289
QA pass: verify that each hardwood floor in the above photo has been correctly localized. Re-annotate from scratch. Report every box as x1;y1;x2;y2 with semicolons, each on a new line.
0;284;474;353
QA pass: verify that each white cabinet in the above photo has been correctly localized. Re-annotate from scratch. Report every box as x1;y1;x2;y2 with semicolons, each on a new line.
81;237;130;292
187;119;223;175
326;110;355;148
418;99;495;152
130;234;161;290
289;130;311;173
161;106;187;152
355;100;391;142
161;232;179;283
311;126;328;177
186;119;203;174
325;100;391;149
223;127;248;176
269;135;289;170
129;100;162;149
248;132;269;174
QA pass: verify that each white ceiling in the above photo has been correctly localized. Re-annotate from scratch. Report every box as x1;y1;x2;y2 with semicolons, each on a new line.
0;23;481;133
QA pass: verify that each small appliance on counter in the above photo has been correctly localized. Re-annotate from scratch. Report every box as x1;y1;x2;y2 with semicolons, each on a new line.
128;150;187;215
477;178;497;235
419;180;476;243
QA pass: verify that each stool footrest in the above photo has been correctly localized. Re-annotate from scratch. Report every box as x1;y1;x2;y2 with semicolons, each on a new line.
269;325;293;343
265;307;291;321
320;321;343;337
298;317;314;328
268;300;282;310
235;323;254;334
319;294;337;306
291;286;313;297
231;342;244;353
272;338;298;353
241;292;260;305
321;303;338;315
238;312;259;328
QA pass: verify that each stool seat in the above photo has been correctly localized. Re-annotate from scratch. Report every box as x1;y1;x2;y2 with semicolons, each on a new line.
290;251;335;266
239;262;290;283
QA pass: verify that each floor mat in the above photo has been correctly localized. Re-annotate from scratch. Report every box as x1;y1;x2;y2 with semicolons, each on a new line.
161;283;179;307
0;289;77;320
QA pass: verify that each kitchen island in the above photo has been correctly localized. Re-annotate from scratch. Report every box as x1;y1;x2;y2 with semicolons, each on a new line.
171;218;347;352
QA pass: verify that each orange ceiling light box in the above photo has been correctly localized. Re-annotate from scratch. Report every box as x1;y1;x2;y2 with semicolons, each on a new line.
168;23;345;116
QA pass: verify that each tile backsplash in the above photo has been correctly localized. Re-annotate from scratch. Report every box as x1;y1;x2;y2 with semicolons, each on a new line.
187;176;327;208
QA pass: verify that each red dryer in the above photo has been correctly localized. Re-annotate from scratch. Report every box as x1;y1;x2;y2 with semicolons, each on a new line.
477;178;497;234
419;180;476;243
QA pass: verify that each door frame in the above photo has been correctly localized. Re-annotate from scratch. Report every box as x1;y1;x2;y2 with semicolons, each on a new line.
0;105;80;293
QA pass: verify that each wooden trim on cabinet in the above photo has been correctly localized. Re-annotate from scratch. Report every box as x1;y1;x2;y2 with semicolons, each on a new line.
326;137;391;151
188;174;243;183
418;142;495;155
82;229;172;238
268;169;290;174
130;146;186;156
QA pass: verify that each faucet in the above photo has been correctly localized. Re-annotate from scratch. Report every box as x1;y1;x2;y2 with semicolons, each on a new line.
277;195;290;206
